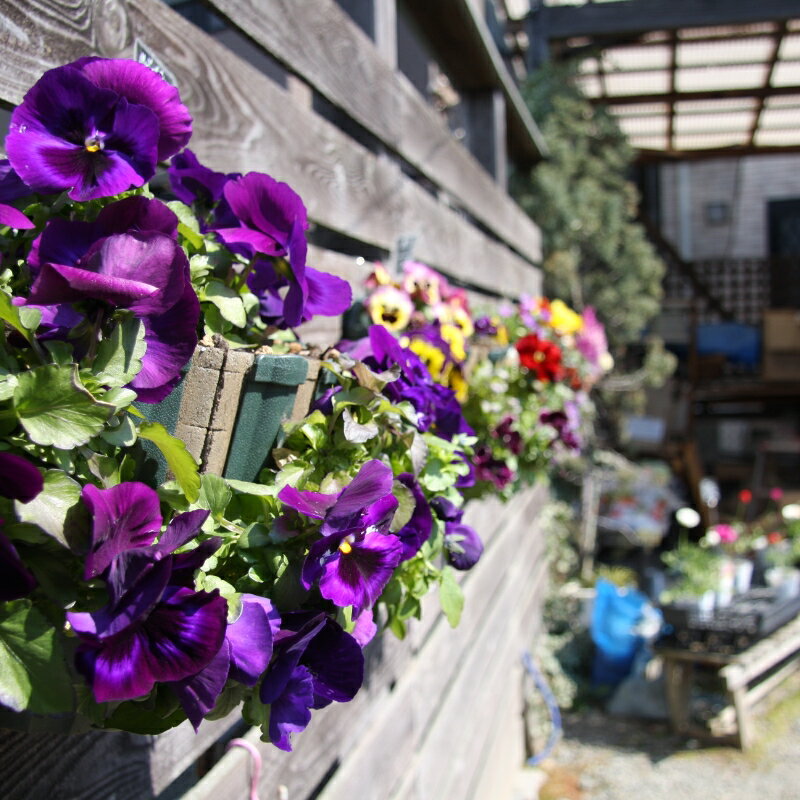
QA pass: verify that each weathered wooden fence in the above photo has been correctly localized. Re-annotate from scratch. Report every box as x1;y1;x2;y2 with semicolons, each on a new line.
0;2;549;798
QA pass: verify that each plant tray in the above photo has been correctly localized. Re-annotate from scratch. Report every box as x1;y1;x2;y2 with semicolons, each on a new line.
659;589;800;654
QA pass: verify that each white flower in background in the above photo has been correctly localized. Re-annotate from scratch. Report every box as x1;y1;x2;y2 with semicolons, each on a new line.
675;507;701;529
752;536;768;551
781;503;800;521
704;528;721;547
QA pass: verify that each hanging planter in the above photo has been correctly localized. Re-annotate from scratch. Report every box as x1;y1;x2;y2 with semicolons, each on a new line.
138;345;320;483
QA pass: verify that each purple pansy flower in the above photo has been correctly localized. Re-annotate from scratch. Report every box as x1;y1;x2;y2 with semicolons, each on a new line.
24;197;198;401
472;445;515;490
492;416;523;456
68;483;229;705
167;148;233;208
0;159;34;229
540;404;582;451
7;64;159;200
70;57;192;162
214;172;351;327
278;460;402;612
0;452;43;601
172;593;281;729
430;497;484;571
260;612;363;751
366;325;472;440
394;473;433;560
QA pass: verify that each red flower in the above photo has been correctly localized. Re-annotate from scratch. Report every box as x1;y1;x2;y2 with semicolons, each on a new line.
767;531;783;545
739;489;753;504
516;334;563;382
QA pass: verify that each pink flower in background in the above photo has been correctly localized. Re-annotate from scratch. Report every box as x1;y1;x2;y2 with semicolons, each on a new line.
713;523;739;543
770;487;784;502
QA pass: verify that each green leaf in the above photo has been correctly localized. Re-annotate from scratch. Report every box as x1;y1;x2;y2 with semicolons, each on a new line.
101;387;138;412
225;479;276;497
14;365;115;448
0;600;73;713
100;414;137;446
178;222;204;250
44;340;74;366
0;289;35;343
204;281;247;328
198;473;232;517
439;566;464;628
92;317;147;386
342;407;378;443
0;373;18;402
138;420;200;502
18;306;42;333
390;481;416;533
15;469;84;547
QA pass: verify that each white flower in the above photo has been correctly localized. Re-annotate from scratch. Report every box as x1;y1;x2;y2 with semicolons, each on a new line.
781;503;800;521
675;507;701;529
704;529;721;547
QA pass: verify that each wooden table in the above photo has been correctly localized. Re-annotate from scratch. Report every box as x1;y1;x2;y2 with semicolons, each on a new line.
659;613;800;749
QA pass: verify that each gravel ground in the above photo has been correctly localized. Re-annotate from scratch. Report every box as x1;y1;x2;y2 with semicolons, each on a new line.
533;672;800;800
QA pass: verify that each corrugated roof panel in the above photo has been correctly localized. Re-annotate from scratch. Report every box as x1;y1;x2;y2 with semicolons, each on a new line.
760;106;800;129
755;127;800;145
608;102;670;117
771;60;800;87
673;110;756;134
627;134;669;149
616;114;668;136
673;131;748;149
602;45;671;71
603;70;670;96
676;63;768;91
675;97;758;114
765;93;800;108
677;38;775;67
779;34;800;60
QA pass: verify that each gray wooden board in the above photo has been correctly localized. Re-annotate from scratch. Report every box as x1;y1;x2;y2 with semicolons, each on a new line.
207;0;542;264
0;0;541;298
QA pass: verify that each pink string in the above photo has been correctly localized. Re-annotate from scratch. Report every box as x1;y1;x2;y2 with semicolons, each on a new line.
226;737;262;800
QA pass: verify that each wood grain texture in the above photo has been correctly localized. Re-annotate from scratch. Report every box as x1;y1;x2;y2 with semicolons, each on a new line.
208;0;542;264
0;0;541;298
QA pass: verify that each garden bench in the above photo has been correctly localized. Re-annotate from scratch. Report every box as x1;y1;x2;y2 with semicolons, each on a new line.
660;613;800;749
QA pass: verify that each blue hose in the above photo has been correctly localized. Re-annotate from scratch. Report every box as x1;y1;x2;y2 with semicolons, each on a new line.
522;650;563;766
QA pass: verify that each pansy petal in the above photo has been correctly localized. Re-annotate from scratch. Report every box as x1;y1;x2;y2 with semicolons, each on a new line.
330;460;395;519
226;595;276;686
318;532;402;611
0;452;43;503
351;608;378;647
82;481;162;579
156;509;211;554
73;57;193;161
444;522;484;570
0;203;33;230
267;665;314;751
0;530;37;601
143;588;228;684
394;474;433;560
302;618;364;707
171;640;231;731
278;486;339;519
130;283;200;403
301;533;342;590
303;266;352;320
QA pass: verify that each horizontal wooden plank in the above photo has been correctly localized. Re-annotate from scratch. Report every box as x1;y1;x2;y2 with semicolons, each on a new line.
0;0;541;299
208;0;542;263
